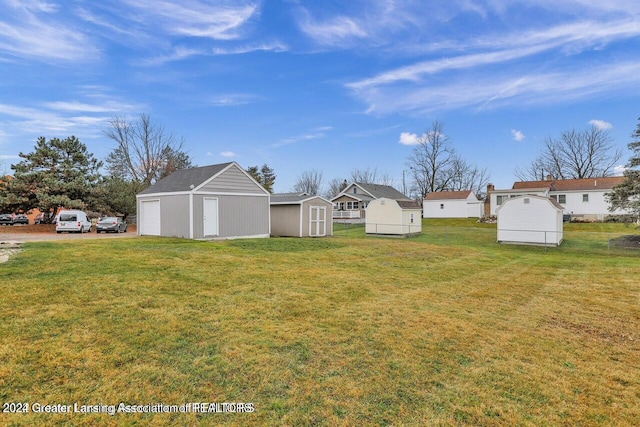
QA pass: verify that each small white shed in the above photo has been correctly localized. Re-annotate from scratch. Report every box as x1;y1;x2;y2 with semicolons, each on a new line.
365;198;422;236
423;190;483;218
497;195;563;246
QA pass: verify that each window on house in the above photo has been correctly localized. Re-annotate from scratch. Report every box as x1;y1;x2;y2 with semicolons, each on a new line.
346;202;353;209
338;202;344;210
558;195;566;204
353;202;359;209
496;195;506;205
440;203;444;209
410;213;414;223
583;194;589;202
550;195;557;201
353;187;357;194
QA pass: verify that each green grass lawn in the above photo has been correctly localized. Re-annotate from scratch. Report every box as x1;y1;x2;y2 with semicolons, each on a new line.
1;222;639;426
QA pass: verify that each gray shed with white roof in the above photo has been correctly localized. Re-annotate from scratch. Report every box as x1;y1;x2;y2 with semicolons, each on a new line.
136;162;270;239
270;193;333;237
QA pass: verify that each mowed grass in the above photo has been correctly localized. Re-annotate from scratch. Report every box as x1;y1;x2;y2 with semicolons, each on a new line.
0;222;639;426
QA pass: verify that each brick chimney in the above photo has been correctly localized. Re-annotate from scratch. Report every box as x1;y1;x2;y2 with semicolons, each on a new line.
484;183;494;216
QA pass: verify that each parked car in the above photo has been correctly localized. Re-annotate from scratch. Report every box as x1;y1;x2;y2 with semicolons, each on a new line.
56;210;92;233
0;214;13;225
96;217;127;233
13;214;29;225
34;213;46;224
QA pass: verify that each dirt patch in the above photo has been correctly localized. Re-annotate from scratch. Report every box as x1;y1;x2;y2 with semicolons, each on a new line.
0;241;22;263
544;315;635;344
609;234;640;250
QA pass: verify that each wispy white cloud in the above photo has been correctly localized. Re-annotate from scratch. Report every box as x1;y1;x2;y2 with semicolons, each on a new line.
272;126;331;148
588;119;613;130
220;151;236;157
44;101;136;113
0;1;99;62
297;12;367;46
120;0;259;40
511;129;525;141
353;61;640;115
209;94;263;107
349;18;640;90
212;41;288;55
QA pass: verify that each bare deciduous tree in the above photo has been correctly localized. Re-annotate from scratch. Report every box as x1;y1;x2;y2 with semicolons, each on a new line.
293;169;323;195
350;167;378;184
325;177;347;199
406;121;489;199
104;113;191;187
515;125;622;181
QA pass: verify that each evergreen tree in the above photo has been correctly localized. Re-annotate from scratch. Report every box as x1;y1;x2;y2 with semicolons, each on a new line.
245;164;276;193
0;136;102;222
607;118;640;219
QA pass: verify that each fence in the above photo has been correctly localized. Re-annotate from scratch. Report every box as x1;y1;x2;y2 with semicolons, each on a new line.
332;210;361;219
364;222;422;236
332;223;640;257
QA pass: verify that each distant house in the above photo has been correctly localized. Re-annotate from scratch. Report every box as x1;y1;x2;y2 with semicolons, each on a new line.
423;190;483;218
497;195;563;246
270;193;333;237
136;162;270;239
487;176;627;220
331;182;409;221
365;198;422;236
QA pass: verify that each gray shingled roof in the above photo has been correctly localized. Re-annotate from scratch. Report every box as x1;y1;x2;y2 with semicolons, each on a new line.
270;193;310;203
356;182;407;200
138;162;232;195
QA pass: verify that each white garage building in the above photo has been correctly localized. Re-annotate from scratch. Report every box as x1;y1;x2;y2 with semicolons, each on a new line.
423;190;483;218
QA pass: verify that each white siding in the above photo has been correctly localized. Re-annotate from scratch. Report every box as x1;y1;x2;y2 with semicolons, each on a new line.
423;200;469;218
497;196;563;246
366;198;421;235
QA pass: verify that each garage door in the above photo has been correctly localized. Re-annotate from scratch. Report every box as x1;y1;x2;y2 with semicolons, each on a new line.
140;200;161;236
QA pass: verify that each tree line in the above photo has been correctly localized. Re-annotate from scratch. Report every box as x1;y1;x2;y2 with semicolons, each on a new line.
1;115;638;221
0;114;192;222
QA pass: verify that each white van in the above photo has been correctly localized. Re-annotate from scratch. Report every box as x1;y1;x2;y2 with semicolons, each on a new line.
56;210;92;233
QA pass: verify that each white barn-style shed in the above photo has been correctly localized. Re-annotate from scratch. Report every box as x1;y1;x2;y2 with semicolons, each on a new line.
270;193;333;237
423;190;483;218
136;162;270;239
365;198;422;236
497;195;564;246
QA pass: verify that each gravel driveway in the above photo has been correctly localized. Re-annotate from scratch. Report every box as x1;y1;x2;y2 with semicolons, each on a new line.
0;230;137;243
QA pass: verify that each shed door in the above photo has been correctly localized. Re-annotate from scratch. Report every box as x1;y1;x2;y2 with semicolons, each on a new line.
203;197;219;236
140;200;161;236
309;206;326;237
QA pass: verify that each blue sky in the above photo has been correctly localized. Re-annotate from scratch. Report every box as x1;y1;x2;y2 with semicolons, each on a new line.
1;0;639;193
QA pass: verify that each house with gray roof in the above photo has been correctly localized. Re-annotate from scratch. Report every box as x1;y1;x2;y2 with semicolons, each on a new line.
331;182;410;221
270;192;333;237
136;161;270;239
